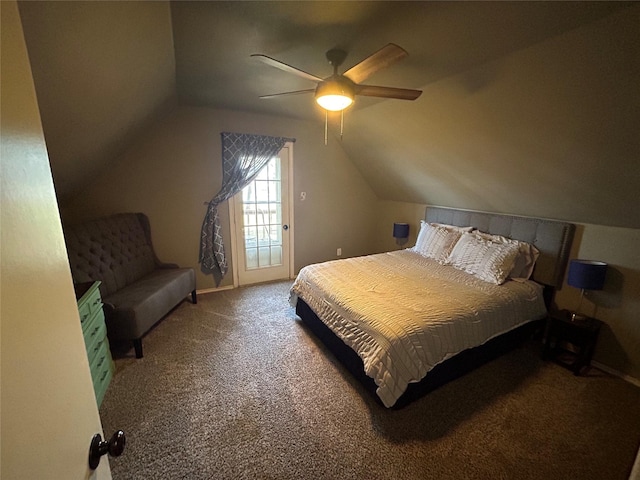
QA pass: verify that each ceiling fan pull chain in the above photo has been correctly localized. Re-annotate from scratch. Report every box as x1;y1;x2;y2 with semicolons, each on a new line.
324;110;328;146
340;110;344;140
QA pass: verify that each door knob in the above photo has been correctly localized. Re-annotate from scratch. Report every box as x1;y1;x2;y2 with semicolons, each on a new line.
89;430;126;470
283;224;289;230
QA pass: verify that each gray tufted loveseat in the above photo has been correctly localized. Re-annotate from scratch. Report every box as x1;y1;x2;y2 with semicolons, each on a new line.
64;212;196;358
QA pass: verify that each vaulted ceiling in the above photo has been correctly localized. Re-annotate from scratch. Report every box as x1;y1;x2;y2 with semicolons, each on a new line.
171;1;626;120
17;1;639;228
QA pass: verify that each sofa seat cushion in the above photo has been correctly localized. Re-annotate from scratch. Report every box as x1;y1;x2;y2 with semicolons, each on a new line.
103;268;196;340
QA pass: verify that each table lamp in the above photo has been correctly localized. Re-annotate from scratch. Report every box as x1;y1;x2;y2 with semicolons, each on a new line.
393;223;410;247
567;259;607;321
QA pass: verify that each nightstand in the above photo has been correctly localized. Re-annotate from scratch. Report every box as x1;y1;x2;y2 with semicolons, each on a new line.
542;309;602;375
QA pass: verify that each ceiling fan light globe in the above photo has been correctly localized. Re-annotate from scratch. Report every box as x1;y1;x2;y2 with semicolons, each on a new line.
316;94;353;111
315;78;355;112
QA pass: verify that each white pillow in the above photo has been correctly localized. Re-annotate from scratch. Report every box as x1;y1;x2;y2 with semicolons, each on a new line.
413;221;472;252
430;222;474;233
475;231;540;280
447;232;520;285
412;221;464;264
413;220;430;252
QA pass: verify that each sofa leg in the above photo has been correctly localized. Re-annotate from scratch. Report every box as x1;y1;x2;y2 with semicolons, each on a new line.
191;290;197;304
133;339;143;359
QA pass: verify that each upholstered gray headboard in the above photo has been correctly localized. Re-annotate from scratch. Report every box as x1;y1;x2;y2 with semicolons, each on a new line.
426;207;575;289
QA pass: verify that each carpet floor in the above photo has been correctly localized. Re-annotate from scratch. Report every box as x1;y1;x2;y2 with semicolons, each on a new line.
100;280;640;479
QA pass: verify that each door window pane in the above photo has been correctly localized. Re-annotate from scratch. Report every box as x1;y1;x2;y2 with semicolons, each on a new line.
257;225;270;246
245;248;258;269
258;247;270;266
244;226;257;248
269;204;282;225
242;184;255;203
239;154;284;270
256;162;270;180
271;246;283;265
255;181;269;202
269;225;282;246
268;181;280;203
243;205;256;227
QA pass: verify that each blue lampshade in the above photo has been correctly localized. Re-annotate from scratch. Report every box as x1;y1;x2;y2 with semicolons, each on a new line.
393;223;410;239
567;259;607;291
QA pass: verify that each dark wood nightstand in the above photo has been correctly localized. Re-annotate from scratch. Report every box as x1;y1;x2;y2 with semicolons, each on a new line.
542;309;602;375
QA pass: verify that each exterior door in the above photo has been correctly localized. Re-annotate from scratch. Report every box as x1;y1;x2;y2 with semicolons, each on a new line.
231;143;293;285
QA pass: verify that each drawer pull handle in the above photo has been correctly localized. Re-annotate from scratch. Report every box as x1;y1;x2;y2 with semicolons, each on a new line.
97;356;105;368
91;326;100;336
81;313;89;323
100;370;109;381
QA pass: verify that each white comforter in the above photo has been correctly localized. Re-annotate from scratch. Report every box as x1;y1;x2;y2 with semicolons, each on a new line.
290;250;547;407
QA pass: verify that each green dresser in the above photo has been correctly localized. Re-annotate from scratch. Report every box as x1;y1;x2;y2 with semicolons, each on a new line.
76;281;115;407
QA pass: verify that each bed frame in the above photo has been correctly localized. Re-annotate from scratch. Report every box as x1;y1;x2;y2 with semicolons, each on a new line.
296;206;575;408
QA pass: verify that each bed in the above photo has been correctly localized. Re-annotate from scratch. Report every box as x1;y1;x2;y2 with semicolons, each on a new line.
290;207;575;408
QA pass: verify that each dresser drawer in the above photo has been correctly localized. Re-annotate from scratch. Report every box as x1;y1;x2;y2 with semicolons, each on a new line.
78;301;93;328
78;283;103;330
76;281;114;407
91;340;114;406
84;309;107;358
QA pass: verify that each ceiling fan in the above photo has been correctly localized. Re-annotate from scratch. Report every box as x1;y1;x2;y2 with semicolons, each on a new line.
251;43;422;112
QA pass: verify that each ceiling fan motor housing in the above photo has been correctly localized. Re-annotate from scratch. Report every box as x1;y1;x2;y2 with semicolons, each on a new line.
326;48;348;68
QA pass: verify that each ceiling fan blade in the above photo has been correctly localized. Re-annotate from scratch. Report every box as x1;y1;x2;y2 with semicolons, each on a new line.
251;54;322;83
259;89;315;99
356;85;422;100
343;43;408;84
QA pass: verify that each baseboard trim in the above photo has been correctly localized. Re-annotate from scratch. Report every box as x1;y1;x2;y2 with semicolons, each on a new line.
591;360;640;388
196;285;235;295
196;279;294;296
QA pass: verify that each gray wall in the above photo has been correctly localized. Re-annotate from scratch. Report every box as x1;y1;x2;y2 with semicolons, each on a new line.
344;5;640;229
61;106;379;290
18;0;177;197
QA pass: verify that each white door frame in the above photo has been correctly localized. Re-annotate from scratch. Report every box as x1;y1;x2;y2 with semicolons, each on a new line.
228;141;295;287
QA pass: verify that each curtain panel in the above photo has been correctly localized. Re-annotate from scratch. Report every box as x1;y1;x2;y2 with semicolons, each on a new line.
199;132;294;284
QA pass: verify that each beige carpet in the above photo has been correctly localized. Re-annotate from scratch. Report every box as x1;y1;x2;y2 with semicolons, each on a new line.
100;280;640;479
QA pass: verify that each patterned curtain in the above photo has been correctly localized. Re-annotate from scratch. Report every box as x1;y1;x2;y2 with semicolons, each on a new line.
199;132;294;284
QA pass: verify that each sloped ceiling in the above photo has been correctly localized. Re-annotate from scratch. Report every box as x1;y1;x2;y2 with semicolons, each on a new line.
18;1;639;227
172;1;625;120
18;1;177;197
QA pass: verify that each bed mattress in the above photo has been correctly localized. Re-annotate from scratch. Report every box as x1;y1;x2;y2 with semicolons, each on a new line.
290;249;547;407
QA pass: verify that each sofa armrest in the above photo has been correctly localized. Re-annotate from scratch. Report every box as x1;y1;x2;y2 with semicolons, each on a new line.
102;301;116;314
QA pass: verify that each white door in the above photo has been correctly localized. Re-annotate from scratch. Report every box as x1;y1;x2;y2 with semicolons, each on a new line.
231;143;293;286
1;4;112;477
